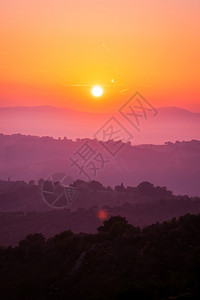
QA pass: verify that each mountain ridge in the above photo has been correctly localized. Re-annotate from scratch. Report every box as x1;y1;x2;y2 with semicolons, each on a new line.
0;105;200;144
0;134;199;196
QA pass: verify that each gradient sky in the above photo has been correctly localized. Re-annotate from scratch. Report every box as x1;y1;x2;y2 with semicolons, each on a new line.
0;0;200;112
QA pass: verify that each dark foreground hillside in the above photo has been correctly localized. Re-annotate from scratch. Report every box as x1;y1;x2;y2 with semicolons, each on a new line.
0;214;200;300
1;180;200;246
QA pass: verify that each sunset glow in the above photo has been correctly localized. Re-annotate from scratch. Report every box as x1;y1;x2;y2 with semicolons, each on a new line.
0;0;200;112
0;2;200;295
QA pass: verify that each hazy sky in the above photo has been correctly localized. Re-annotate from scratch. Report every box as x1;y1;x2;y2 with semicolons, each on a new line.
0;0;200;112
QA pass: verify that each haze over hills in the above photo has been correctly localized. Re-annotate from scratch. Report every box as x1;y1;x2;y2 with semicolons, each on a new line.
0;105;200;144
0;134;199;196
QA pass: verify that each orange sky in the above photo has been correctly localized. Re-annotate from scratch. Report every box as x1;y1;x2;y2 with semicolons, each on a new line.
0;0;200;112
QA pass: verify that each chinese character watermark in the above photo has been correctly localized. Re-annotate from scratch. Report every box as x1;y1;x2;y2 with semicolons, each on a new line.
69;141;109;181
93;117;133;157
69;91;158;186
119;91;158;131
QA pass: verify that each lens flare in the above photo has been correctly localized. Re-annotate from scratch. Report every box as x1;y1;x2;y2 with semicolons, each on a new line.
97;209;108;220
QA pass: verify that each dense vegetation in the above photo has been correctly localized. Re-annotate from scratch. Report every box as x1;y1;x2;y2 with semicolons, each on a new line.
0;214;200;299
1;180;200;246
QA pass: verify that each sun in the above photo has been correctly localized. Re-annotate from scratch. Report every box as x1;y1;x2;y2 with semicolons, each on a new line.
91;86;103;97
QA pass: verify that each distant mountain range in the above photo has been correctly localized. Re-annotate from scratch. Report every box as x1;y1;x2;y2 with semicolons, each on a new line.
0;105;200;144
0;134;199;196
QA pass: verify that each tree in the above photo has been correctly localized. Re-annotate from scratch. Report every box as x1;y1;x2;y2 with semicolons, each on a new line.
115;182;125;192
71;179;86;188
18;233;45;260
19;233;45;248
106;186;113;191
137;181;154;194
54;230;73;242
38;178;44;185
28;180;35;185
88;180;103;190
97;216;132;236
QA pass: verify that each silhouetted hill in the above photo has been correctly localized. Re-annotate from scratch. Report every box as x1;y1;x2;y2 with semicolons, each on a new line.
0;180;200;246
0;134;200;195
0;179;174;211
0;213;200;299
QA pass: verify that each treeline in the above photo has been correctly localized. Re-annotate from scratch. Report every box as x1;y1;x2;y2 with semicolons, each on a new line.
1;134;200;196
1;179;200;246
0;213;200;299
1;179;199;211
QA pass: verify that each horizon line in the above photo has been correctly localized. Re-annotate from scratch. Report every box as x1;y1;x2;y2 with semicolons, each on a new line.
0;104;199;114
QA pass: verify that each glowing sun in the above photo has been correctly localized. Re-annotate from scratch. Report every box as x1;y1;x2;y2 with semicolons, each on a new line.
91;86;103;97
